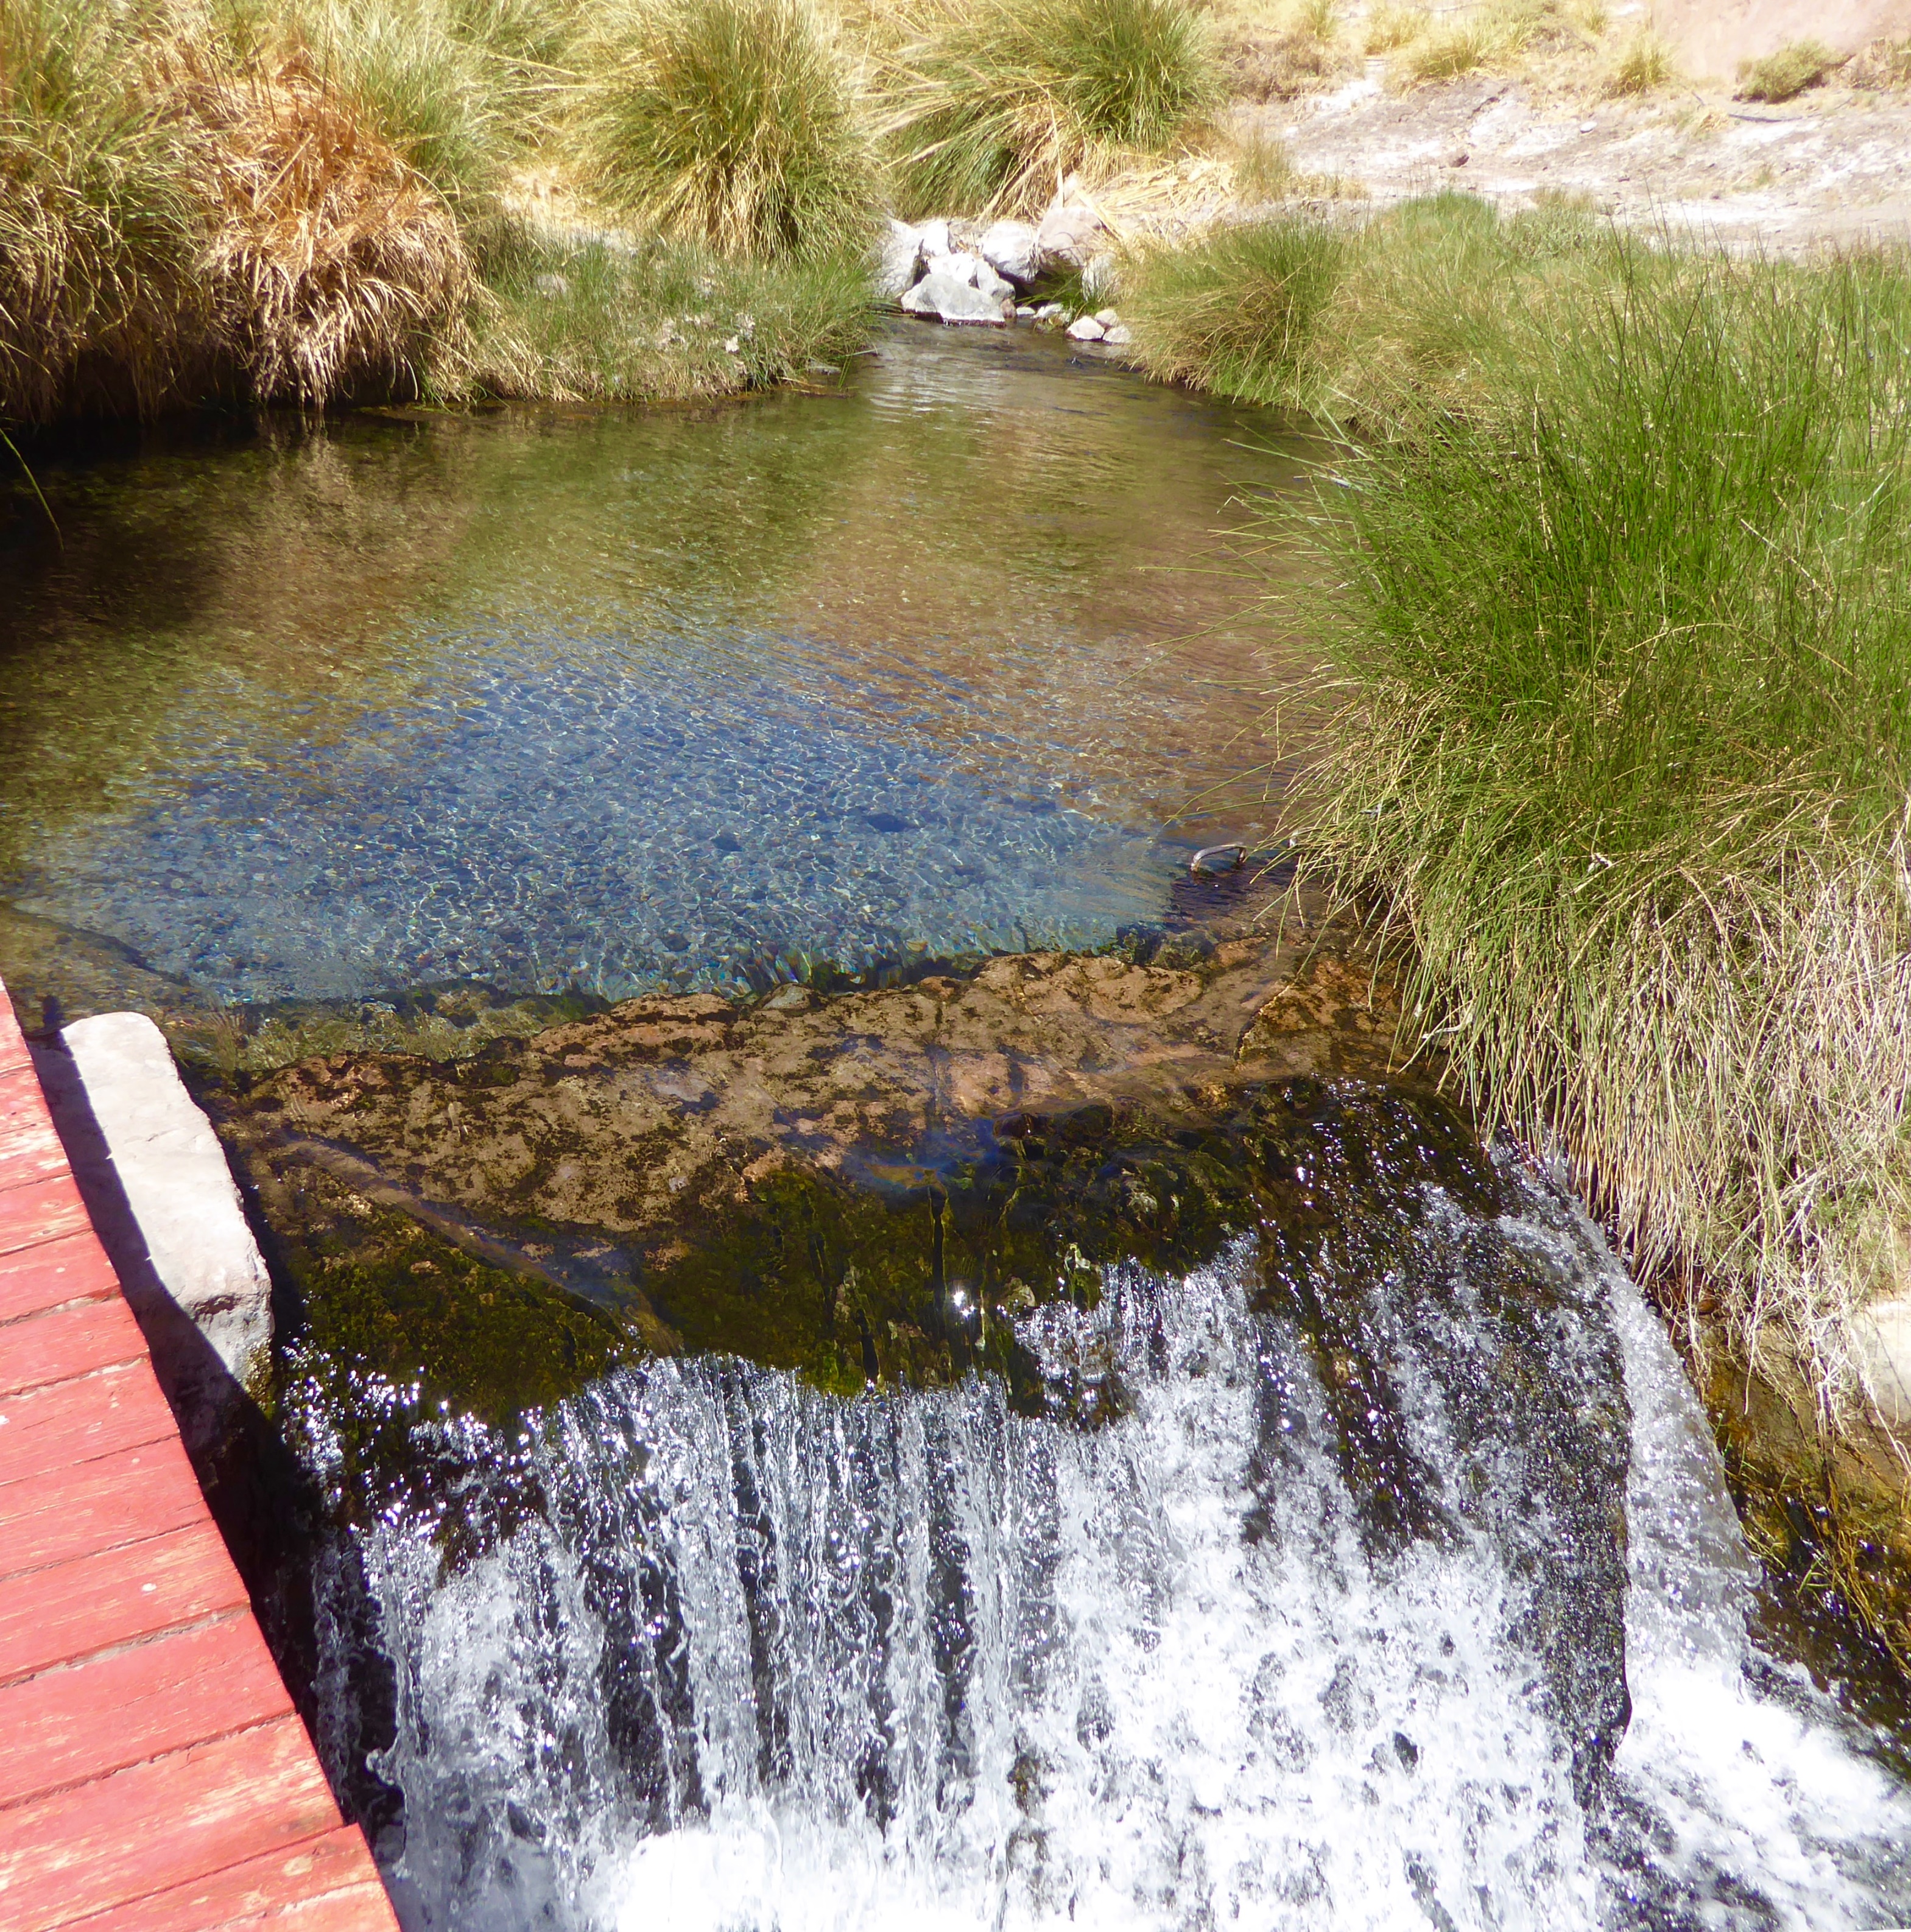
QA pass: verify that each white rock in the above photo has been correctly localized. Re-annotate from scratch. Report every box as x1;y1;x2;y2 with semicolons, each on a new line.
874;219;923;300
978;218;1043;284
1856;1296;1911;1426
915;217;952;261
901;271;1012;326
1093;307;1121;327
1102;323;1133;346
34;1013;273;1456
1033;302;1064;320
923;249;979;287
1035;190;1108;272
1066;314;1107;342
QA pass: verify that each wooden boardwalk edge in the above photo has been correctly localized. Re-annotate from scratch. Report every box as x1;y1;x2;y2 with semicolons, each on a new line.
0;980;399;1932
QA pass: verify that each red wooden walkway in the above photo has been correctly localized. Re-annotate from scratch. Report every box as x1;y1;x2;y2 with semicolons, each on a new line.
0;984;398;1931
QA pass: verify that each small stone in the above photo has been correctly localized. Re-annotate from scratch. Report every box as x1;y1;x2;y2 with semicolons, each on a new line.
1033;302;1063;320
915;217;952;260
1093;308;1121;327
1066;315;1107;342
1016;304;1039;318
1102;323;1133;346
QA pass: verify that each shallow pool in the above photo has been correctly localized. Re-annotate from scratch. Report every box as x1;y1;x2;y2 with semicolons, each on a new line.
0;325;1315;1009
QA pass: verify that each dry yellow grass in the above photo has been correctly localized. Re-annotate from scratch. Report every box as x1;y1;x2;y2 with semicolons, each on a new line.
180;46;476;402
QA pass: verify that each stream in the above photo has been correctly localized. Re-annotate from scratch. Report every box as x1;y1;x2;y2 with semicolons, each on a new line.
4;326;1909;1930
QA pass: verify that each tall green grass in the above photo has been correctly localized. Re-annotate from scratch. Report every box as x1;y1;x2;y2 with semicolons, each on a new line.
0;0;207;420
1141;200;1911;1425
1122;192;1623;420
1118;217;1345;403
580;0;878;259
885;0;1218;218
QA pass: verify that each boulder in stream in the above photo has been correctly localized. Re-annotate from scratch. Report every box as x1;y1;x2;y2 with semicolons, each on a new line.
902;271;1011;326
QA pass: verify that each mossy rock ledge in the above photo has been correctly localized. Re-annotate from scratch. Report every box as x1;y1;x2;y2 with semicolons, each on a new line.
204;924;1424;1422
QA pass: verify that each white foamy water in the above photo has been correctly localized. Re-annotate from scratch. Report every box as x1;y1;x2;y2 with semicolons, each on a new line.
306;1178;1911;1932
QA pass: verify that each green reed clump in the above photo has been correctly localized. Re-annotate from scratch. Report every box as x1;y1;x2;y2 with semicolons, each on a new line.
885;0;1218;218
0;0;208;421
452;232;873;399
579;0;878;259
1119;217;1345;405
1293;245;1911;1416
1737;37;1840;100
1122;192;1623;421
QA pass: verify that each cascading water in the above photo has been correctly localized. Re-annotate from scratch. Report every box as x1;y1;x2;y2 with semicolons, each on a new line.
286;1154;1911;1932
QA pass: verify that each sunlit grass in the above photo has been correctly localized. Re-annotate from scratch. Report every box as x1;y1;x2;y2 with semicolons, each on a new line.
579;0;879;259
883;0;1219;217
1130;199;1911;1434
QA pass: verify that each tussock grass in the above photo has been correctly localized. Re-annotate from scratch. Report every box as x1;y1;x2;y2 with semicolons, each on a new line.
1135;198;1911;1448
580;0;878;259
1119;216;1345;401
1849;35;1911;89
1361;2;1427;53
0;0;878;422
1122;192;1622;418
0;0;207;421
183;42;475;402
884;0;1219;217
1736;37;1840;102
1603;24;1675;95
1140;200;1911;1436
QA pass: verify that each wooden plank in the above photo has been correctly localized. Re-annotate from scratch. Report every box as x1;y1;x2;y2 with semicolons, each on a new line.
0;1522;247;1688
0;1360;178;1492
0;1614;291;1808
0;1436;207;1580
59;1826;396;1932
0;1294;148;1400
0;1170;91;1259
0;1228;120;1326
0;1715;347;1931
0;1066;68;1194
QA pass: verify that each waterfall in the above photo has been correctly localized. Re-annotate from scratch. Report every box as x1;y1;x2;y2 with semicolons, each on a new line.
292;1166;1911;1931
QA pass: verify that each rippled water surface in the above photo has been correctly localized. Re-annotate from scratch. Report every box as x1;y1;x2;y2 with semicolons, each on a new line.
0;326;1311;1007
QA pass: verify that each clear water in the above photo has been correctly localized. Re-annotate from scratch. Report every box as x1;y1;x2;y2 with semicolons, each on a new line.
0;328;1312;1006
291;1168;1911;1932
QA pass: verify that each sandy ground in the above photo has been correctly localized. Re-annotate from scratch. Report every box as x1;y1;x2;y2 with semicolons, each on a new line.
1255;64;1911;251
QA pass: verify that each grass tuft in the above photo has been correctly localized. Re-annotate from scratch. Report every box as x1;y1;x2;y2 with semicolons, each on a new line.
1132;195;1911;1474
0;0;206;422
1603;24;1675;94
1736;37;1841;102
579;0;878;260
1119;217;1345;403
1848;34;1911;88
884;0;1218;218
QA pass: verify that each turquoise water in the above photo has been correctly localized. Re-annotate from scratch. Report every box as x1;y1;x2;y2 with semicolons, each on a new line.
0;325;1312;1006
